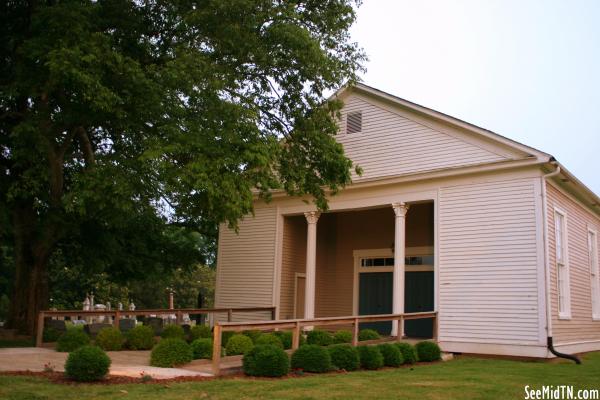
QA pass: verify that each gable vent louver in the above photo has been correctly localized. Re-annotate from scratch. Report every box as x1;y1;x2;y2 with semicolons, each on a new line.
347;111;362;134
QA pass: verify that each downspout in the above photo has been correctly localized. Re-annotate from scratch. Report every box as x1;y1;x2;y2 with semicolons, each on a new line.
541;163;581;364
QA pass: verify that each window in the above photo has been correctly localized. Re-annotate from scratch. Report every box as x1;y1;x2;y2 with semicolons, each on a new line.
360;256;434;268
347;111;362;134
555;209;571;318
588;229;600;319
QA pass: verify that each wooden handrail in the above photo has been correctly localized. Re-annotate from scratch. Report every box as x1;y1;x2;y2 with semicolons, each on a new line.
35;306;276;347
211;311;438;375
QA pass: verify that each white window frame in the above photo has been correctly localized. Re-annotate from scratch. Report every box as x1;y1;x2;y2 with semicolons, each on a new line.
554;208;571;319
588;228;600;320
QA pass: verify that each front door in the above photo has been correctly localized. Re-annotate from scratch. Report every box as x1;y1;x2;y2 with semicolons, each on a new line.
404;271;434;338
359;272;392;335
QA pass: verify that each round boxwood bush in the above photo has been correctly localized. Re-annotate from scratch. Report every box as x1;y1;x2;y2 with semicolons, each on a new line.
95;327;124;351
255;333;284;349
43;327;62;343
332;330;352;344
291;344;332;373
56;328;90;352
358;345;384;370
377;343;403;367
306;329;333;346
328;344;360;371
358;329;380;341
242;330;262;343
415;341;441;362
191;338;213;359
189;324;212;341
395;342;418;364
150;338;193;367
225;334;254;356
64;345;111;382
161;324;186;340
273;331;305;349
125;325;155;350
221;331;235;347
243;344;290;377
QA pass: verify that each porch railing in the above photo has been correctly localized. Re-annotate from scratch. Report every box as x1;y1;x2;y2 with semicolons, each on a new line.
35;306;276;347
211;311;437;375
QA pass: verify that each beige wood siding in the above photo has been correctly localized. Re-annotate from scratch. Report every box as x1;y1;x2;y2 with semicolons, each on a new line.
337;95;507;182
215;206;278;321
546;183;600;344
439;177;541;345
278;215;306;319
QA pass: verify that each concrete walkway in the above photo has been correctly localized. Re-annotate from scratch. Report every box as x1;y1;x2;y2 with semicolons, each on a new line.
0;348;213;379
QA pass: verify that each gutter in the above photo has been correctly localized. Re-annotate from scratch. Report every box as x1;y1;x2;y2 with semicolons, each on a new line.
541;162;581;364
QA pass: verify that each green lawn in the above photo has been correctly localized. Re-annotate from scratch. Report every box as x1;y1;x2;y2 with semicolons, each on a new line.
2;353;600;400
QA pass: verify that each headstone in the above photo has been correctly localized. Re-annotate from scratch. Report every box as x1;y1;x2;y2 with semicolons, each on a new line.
119;318;137;332
44;319;66;332
118;302;123;311
84;323;112;337
144;317;163;335
181;324;191;335
95;304;106;323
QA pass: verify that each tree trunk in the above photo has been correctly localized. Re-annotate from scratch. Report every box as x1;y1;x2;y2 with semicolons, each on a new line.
7;201;51;335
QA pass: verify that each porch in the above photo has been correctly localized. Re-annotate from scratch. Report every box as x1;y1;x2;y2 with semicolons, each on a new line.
278;201;436;339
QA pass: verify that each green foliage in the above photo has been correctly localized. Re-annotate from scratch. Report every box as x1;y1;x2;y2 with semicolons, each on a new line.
225;334;254;356
242;330;263;344
191;338;213;359
2;0;364;334
255;333;284;349
221;331;235;347
64;345;111;382
273;331;305;350
125;325;155;350
95;327;123;351
243;344;290;377
358;329;381;341
189;325;212;341
42;327;62;343
161;325;185;340
333;330;353;344
377;344;403;367
291;344;332;373
328;344;360;371
395;342;419;364
306;329;334;346
415;341;441;362
358;346;384;370
56;328;90;352
150;339;193;368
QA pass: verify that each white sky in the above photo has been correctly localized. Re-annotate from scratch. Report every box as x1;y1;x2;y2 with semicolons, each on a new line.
351;0;600;194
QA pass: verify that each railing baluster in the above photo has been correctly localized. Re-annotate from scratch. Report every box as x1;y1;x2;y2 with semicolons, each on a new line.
36;312;44;348
212;324;222;375
352;317;359;346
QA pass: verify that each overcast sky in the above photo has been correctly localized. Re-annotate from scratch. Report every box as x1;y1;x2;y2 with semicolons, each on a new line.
351;0;600;194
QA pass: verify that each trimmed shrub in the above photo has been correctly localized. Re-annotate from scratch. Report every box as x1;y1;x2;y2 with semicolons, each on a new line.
395;342;418;364
358;346;384;370
126;325;155;350
378;343;403;367
243;344;289;377
242;330;262;343
222;331;235;347
328;344;360;371
64;345;111;382
332;330;353;344
291;344;332;373
306;329;333;346
255;333;284;349
43;327;62;343
415;341;441;362
189;324;212;341
225;334;254;356
161;324;186;340
273;331;305;349
358;329;380;341
191;338;213;359
150;338;193;367
95;327;124;351
56;328;90;352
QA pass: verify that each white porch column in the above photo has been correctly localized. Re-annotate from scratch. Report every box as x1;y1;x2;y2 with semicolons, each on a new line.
392;202;409;337
304;211;321;321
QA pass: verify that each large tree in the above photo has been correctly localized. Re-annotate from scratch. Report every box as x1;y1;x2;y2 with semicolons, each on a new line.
0;0;365;334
